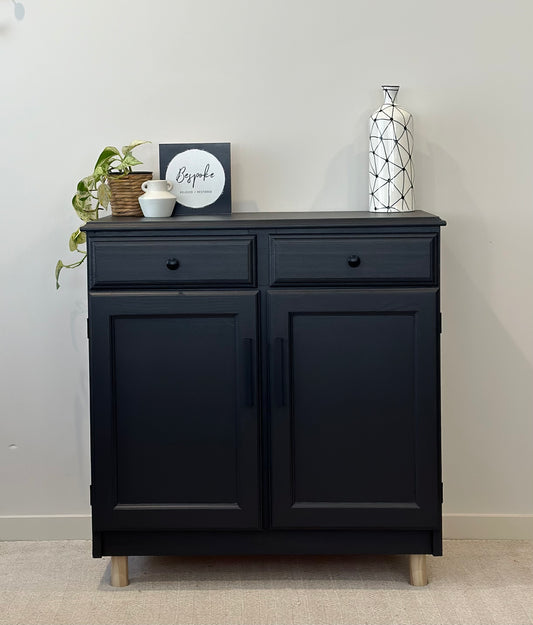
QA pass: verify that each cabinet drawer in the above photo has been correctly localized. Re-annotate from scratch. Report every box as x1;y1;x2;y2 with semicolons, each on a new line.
90;236;255;287
270;234;436;285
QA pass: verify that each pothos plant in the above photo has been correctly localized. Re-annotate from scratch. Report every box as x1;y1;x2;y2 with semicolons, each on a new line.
55;140;149;289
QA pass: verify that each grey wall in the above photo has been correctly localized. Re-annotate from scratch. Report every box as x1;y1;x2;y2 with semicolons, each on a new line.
1;0;532;539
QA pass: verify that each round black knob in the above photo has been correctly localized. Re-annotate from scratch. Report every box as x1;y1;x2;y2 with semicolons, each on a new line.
347;255;361;268
166;258;179;270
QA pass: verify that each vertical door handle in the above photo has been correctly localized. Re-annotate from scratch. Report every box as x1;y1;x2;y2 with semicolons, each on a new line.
275;337;286;407
243;338;255;407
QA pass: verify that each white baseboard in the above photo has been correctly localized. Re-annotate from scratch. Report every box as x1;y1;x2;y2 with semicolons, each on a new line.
0;515;91;541
443;513;533;539
1;513;532;541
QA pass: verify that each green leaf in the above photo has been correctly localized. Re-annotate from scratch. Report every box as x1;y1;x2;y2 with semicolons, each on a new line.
69;229;86;252
93;165;107;179
72;193;85;211
75;230;86;247
55;254;87;289
122;154;142;168
77;177;98;201
97;182;111;208
55;260;64;289
72;194;97;221
94;146;120;170
72;193;91;210
68;231;78;251
77;179;89;195
82;175;97;191
121;140;149;155
77;191;91;202
73;191;90;209
81;209;98;222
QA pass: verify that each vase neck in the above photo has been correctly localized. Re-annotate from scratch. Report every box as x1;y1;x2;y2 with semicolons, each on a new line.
382;85;399;105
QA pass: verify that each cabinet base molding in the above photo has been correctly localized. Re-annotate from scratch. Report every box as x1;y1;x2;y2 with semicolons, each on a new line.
110;556;129;587
96;529;441;558
409;554;428;586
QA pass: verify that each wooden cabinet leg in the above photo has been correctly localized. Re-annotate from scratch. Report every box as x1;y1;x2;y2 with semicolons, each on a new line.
111;556;129;587
409;554;428;586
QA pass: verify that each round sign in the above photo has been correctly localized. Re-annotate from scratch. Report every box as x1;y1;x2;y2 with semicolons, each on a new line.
165;149;225;209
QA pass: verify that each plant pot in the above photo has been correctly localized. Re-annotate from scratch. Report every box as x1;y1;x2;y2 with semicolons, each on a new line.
108;171;153;217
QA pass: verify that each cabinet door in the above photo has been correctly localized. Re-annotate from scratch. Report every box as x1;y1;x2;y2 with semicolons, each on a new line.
89;291;260;530
268;289;440;529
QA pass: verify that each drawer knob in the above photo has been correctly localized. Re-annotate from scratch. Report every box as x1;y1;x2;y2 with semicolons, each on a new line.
347;255;361;268
166;258;180;270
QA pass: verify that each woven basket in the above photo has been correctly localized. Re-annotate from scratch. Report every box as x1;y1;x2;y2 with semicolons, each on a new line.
108;171;152;217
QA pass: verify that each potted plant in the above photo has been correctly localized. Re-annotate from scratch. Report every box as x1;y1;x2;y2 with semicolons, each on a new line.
55;140;151;289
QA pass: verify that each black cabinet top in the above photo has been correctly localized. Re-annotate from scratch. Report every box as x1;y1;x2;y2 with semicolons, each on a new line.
82;210;446;232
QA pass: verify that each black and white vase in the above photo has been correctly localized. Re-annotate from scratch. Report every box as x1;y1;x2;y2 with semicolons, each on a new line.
369;85;414;212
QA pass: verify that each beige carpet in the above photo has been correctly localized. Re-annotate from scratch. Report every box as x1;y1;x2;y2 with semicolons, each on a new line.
0;540;532;625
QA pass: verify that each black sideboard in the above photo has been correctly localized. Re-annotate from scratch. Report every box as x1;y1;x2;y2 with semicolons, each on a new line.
82;210;446;587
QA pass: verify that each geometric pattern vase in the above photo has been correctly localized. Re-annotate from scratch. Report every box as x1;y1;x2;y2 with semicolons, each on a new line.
369;85;414;212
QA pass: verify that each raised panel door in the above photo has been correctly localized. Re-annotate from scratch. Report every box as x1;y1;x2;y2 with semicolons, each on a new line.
89;291;260;530
268;289;440;530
